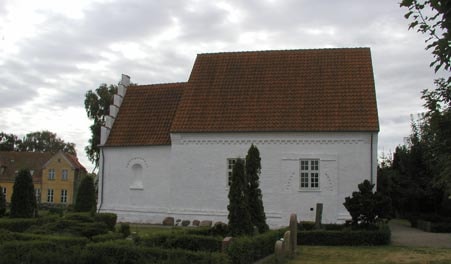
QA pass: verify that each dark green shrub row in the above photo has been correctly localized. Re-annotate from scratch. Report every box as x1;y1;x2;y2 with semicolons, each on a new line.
186;224;230;237
27;219;109;238
0;215;58;232
298;221;346;231
226;229;285;264
82;240;228;264
94;213;117;231
0;240;84;264
0;229;88;246
298;224;391;246
137;233;222;252
91;232;125;242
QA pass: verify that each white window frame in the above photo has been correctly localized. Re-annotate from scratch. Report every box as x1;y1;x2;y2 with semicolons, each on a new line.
61;189;67;203
62;169;68;181
35;188;41;203
227;158;239;187
47;189;54;203
299;159;320;190
48;169;55;180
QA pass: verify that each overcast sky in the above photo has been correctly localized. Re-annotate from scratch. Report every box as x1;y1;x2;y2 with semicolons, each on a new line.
0;0;439;172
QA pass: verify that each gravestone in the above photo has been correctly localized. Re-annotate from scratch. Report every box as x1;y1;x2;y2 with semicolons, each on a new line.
222;237;233;252
162;217;174;226
289;213;298;255
283;230;292;254
192;220;200;226
274;240;284;261
200;220;213;227
181;220;190;227
315;203;323;229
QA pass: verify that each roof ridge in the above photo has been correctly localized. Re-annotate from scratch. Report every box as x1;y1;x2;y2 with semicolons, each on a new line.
197;47;370;56
132;82;187;88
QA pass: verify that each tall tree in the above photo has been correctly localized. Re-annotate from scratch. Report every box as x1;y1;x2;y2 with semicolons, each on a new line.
84;84;117;171
10;169;37;218
227;158;253;236
0;185;6;217
245;144;268;233
17;131;76;155
0;132;21;151
74;175;96;212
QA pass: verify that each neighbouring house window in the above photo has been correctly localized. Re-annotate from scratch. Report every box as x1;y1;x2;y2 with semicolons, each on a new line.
299;159;319;190
35;188;41;203
47;189;54;203
227;158;239;187
61;189;67;203
62;169;68;181
48;169;55;180
1;187;6;197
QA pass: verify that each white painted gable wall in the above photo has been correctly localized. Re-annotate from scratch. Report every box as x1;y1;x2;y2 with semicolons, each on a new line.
98;131;377;228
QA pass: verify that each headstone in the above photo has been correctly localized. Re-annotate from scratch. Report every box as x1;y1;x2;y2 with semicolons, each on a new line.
200;220;213;227
315;203;323;229
274;240;284;260
289;213;298;255
181;220;190;227
222;237;233;252
162;217;174;226
283;231;291;254
192;220;200;226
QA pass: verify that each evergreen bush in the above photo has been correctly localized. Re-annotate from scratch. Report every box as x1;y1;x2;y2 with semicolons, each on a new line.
94;213;117;231
227;158;253;236
10;169;37;218
74;175;96;212
0;185;6;217
245;144;269;233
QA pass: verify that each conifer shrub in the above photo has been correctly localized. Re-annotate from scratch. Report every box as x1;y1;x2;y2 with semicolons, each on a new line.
0;185;6;217
74;175;96;212
118;222;130;237
94;213;117;231
10;169;37;218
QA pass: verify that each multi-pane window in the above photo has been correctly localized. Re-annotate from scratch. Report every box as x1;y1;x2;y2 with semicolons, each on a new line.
62;169;68;181
227;159;238;187
48;169;55;180
299;160;319;190
35;188;41;203
61;189;67;203
47;189;54;203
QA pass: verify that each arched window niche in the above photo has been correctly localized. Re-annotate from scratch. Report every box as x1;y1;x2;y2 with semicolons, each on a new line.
127;157;148;190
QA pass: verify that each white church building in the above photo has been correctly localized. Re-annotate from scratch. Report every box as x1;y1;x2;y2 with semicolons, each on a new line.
97;48;379;227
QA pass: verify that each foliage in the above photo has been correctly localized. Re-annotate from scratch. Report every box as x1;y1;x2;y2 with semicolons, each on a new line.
119;223;131;237
10;169;37;218
0;185;6;217
0;131;76;155
400;0;451;74
94;213;117;231
343;180;391;226
226;229;285;264
227;158;253;236
91;232;125;243
0;217;52;232
298;224;391;246
245;144;269;233
0;132;20;151
74;176;96;212
82;240;228;264
84;84;117;170
137;233;222;252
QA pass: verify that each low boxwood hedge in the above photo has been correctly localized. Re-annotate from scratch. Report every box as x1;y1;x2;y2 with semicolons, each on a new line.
137;233;222;252
298;224;391;246
226;229;285;264
82;240;228;264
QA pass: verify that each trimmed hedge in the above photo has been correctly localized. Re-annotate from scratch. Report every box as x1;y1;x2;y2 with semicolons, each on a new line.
82;240;228;264
27;219;109;238
95;213;117;231
91;232;125;243
137;233;222;252
226;229;285;264
0;215;58;232
298;224;391;246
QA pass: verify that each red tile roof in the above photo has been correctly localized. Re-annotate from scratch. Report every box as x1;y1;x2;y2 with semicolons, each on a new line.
171;48;379;133
0;152;53;183
62;153;87;172
106;48;379;146
105;83;185;146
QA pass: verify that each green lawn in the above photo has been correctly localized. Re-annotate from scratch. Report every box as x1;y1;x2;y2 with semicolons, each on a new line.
265;246;451;264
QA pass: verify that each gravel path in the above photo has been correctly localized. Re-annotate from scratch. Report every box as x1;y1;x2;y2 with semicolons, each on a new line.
389;220;451;248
